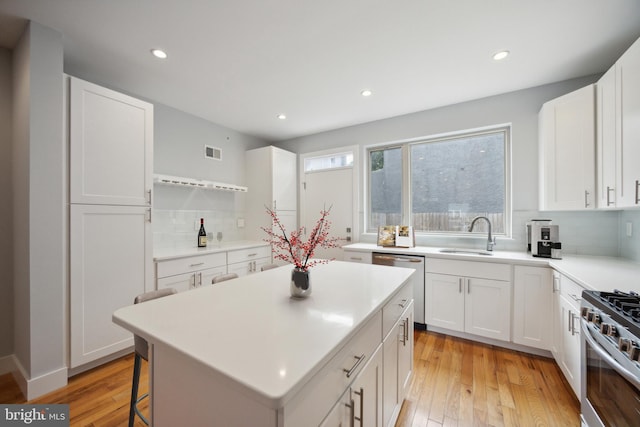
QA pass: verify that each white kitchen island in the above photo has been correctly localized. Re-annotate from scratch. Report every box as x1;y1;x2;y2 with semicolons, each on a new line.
113;261;415;427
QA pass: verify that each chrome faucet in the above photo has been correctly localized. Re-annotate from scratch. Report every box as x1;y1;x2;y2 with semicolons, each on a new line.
468;216;496;251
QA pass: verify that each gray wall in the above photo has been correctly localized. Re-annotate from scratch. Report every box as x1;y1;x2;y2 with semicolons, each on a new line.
0;47;13;360
275;76;640;258
12;22;66;395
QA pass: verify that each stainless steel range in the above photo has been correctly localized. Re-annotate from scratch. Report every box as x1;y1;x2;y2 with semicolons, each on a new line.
580;289;640;427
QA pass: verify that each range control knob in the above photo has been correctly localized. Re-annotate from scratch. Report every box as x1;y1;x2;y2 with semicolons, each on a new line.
619;338;631;353
629;343;640;362
600;323;618;337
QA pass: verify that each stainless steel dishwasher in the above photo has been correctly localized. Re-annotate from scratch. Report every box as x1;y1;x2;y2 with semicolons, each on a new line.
372;252;425;325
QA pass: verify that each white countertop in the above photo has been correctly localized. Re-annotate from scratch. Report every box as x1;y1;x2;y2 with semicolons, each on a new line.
113;261;414;408
344;243;640;294
153;240;269;261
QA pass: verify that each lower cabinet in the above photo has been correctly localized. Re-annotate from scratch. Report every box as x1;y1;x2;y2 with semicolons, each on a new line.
156;252;227;293
321;346;383;427
343;249;373;264
426;259;511;341
512;266;553;350
227;246;272;277
383;301;414;427
552;273;583;398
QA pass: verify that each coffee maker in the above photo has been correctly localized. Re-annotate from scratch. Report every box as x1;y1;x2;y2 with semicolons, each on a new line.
530;222;559;258
526;219;551;252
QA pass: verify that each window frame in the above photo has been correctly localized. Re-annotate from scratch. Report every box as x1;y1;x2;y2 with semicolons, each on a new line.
366;125;512;237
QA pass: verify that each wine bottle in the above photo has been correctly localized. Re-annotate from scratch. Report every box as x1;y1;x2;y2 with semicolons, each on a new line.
198;218;207;247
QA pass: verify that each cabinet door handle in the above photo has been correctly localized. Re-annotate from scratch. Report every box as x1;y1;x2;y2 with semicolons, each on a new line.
636;180;639;205
345;398;355;427
606;186;615;206
147;189;152;205
569;293;582;302
353;388;364;425
458;278;463;293
467;278;471;294
146;208;152;223
398;298;408;309
571;313;580;336
585;190;590;208
190;262;205;267
568;310;572;332
343;354;366;378
198;272;202;287
190;273;196;289
399;320;406;345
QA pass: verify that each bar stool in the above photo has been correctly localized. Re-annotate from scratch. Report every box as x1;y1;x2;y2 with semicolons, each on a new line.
211;273;239;284
129;288;177;427
260;263;279;271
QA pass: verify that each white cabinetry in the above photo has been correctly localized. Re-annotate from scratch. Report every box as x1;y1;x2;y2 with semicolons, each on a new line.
245;146;297;243
68;76;154;368
512;266;553;350
551;273;583;399
321;346;383;427
426;259;511;341
596;66;618;208
383;301;413;427
343;249;372;264
156;252;227;292
539;85;595;210
616;38;640;207
227;246;272;277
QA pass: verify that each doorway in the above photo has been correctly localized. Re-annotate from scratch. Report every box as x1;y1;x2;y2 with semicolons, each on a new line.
300;147;358;261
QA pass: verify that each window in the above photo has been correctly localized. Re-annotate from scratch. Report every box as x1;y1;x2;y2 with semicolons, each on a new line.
304;152;353;172
367;126;510;235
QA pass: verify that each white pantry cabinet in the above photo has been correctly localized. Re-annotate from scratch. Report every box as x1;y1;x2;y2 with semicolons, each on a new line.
426;259;511;341
512;266;553;350
68;76;154;369
539;84;595;210
69;204;152;367
69;77;153;206
616;37;640;207
245;146;297;242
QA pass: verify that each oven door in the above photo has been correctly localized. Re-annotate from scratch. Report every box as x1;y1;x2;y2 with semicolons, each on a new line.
581;318;640;427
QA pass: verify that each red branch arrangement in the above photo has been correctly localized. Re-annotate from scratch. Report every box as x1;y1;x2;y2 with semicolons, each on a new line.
262;206;341;271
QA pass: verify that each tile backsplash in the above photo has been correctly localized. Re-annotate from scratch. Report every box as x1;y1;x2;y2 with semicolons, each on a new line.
153;185;247;250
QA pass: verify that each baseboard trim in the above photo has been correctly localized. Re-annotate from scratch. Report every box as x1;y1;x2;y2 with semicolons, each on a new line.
0;354;17;376
12;356;68;401
426;326;553;358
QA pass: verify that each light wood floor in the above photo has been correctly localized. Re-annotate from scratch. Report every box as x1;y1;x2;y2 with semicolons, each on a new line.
0;330;579;426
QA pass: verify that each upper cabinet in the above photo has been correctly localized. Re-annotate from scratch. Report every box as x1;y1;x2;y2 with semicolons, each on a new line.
69;77;153;206
539;85;595;211
615;38;640;207
596;66;617;208
245;146;297;240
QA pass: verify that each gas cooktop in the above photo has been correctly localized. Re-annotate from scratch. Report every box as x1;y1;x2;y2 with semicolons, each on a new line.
582;289;640;338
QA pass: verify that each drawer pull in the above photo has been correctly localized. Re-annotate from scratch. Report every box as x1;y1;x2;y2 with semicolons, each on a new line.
343;354;366;378
247;253;258;257
189;262;205;267
569;293;581;302
350;257;363;261
398;298;408;309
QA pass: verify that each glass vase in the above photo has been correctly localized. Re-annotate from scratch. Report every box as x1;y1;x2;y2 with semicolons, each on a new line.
290;267;311;298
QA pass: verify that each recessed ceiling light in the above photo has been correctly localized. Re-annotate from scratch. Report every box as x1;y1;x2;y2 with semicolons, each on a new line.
277;114;287;120
493;50;509;61
361;89;373;97
151;49;168;59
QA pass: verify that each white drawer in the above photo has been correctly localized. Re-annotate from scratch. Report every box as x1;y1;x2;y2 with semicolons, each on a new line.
560;274;584;307
283;311;382;427
227;245;271;264
382;282;413;339
427;258;511;281
343;250;372;264
156;252;227;278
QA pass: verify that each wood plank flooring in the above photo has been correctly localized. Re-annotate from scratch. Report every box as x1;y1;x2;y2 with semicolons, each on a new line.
0;330;580;426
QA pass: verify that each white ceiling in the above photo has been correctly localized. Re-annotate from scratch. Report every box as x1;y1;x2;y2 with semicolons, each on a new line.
1;0;640;142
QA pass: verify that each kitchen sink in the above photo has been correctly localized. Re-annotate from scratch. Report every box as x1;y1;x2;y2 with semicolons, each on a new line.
438;248;493;256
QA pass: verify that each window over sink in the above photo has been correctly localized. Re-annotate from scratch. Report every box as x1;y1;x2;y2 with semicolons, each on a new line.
367;125;511;236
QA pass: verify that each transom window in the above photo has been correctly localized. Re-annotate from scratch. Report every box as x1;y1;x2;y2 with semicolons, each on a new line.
367;126;511;236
